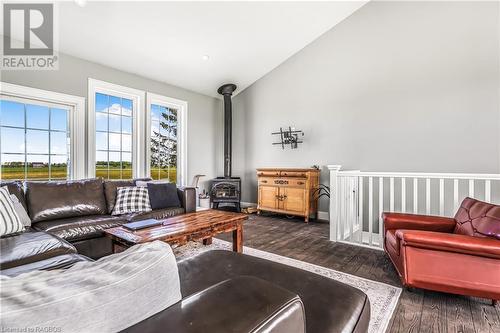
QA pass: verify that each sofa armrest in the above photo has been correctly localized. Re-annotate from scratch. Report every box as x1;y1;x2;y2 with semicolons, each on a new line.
383;212;456;233
177;187;196;213
396;230;500;259
123;276;306;333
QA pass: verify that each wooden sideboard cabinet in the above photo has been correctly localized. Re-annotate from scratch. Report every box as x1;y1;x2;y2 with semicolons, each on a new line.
256;168;320;222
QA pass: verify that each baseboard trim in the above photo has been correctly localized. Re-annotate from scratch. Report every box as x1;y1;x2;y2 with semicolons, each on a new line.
317;211;329;221
240;201;329;222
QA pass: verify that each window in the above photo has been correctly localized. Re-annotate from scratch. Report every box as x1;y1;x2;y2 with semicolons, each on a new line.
95;93;133;179
0;83;85;181
88;80;186;184
146;93;187;185
88;79;144;179
149;104;177;182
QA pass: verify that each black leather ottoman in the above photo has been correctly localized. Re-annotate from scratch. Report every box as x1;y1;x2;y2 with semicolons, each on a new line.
177;250;370;333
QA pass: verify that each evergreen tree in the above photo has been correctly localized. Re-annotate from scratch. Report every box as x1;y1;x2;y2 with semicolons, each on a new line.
151;108;177;169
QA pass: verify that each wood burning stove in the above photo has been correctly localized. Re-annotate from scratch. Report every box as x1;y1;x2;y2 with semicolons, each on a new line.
211;177;241;211
210;83;241;212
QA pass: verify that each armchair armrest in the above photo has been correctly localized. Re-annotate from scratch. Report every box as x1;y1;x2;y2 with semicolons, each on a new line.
177;187;196;213
123;276;306;333
383;212;456;233
396;230;500;259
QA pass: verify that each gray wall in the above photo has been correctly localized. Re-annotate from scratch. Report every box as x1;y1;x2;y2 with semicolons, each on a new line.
232;1;500;211
1;51;222;189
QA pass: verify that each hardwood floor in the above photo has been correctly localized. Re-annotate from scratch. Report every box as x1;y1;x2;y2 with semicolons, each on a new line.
215;213;500;333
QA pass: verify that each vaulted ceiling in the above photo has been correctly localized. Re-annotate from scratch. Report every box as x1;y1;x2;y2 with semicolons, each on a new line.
26;1;368;97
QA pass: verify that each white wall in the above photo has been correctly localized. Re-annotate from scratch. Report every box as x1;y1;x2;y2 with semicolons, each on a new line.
1;51;222;189
232;1;500;211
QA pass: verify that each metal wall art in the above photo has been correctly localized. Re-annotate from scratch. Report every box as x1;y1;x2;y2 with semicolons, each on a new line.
272;127;304;149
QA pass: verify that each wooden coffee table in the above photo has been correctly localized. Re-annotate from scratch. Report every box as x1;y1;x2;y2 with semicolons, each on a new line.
104;209;248;253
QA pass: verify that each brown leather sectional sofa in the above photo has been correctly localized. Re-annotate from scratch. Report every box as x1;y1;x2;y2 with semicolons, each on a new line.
1;178;196;259
0;178;371;332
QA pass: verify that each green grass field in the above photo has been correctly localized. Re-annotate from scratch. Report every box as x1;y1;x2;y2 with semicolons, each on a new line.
1;166;68;180
1;166;177;182
150;167;177;182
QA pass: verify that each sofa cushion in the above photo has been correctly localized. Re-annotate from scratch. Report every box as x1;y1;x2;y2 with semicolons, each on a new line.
126;207;185;222
26;178;107;223
0;181;27;211
104;178;153;214
1;253;91;277
0;241;181;333
0;231;76;270
454;197;500;240
104;180;135;214
33;214;127;242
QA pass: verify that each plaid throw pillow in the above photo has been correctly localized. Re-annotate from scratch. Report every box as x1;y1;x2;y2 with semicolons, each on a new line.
112;187;152;216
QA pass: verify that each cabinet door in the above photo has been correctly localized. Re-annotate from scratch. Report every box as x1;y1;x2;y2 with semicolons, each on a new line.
283;187;306;213
259;185;279;210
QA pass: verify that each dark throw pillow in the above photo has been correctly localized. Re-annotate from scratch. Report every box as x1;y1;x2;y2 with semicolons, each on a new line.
147;183;181;210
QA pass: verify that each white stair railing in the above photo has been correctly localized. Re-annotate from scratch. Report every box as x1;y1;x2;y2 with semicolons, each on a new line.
328;165;500;249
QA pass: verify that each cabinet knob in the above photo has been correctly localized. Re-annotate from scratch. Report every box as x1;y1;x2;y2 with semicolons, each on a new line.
261;180;268;183
297;181;305;185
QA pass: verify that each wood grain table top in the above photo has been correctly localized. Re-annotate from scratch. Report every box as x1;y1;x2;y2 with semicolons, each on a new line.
104;209;248;245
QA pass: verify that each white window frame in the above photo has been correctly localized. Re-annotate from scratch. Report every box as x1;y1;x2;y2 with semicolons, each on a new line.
88;78;145;179
146;92;188;186
0;82;86;179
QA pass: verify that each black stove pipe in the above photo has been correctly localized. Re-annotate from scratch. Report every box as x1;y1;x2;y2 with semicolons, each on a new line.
217;83;237;178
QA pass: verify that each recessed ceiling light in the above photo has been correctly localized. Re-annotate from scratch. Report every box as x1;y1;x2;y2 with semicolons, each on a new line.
74;0;87;7
202;55;210;61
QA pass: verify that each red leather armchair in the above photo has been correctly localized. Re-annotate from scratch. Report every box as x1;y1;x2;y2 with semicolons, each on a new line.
383;197;500;303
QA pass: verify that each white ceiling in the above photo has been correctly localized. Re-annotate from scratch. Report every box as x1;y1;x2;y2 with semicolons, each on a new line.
16;1;368;98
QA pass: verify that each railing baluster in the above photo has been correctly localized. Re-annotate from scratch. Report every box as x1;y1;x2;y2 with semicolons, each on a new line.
378;177;384;246
439;178;445;216
358;176;364;244
453;179;459;212
340;177;344;239
469;179;474;198
426;178;431;215
413;178;418;214
344;177;348;240
401;178;406;212
485;180;491;202
368;177;373;246
349;177;354;242
390;177;395;212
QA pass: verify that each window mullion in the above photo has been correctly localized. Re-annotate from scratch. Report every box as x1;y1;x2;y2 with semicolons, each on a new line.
23;103;27;180
48;108;51;180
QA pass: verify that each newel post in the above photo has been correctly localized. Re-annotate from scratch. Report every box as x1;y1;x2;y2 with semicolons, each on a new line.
327;165;342;242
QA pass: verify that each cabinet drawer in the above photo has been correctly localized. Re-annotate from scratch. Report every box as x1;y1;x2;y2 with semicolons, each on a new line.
288;179;307;187
259;178;306;188
280;171;307;178
258;177;275;185
257;171;280;177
